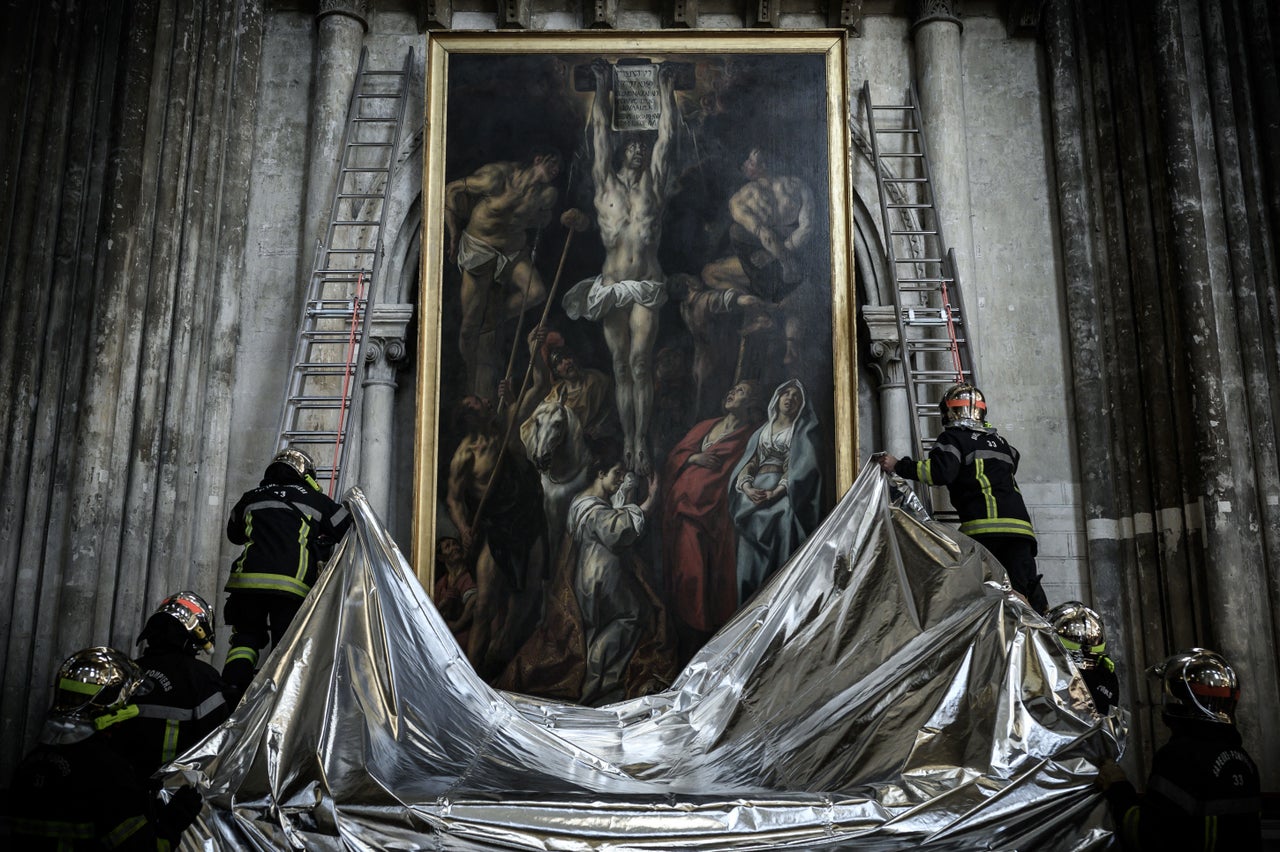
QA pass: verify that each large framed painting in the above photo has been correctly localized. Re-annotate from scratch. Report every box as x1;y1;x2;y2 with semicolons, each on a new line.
415;30;857;703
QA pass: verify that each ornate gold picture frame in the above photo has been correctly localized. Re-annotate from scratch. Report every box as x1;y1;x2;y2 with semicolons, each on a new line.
416;30;856;701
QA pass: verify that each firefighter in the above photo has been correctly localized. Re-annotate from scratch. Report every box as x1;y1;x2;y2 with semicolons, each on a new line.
114;591;229;782
877;383;1049;613
7;647;203;850
1099;648;1261;850
1047;600;1120;715
222;447;351;703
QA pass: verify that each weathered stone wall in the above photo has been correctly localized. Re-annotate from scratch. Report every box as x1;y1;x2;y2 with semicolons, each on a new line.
0;0;266;773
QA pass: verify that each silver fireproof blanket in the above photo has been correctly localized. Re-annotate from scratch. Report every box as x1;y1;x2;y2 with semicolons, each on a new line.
170;463;1122;850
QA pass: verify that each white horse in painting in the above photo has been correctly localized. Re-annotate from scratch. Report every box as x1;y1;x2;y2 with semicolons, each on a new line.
520;388;592;547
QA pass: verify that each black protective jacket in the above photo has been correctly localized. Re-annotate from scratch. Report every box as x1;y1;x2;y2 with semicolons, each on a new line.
225;463;351;599
114;649;228;782
6;733;182;850
1083;657;1120;716
893;424;1035;541
1105;719;1261;851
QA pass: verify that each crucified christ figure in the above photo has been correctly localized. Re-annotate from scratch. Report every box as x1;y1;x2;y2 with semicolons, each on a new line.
561;59;678;476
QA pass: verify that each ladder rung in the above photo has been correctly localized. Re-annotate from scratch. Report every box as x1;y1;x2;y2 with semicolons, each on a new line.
288;395;349;406
898;277;955;284
296;364;358;375
288;400;350;411
883;177;929;183
304;298;363;308
302;329;358;341
906;340;967;350
878;152;924;158
312;270;369;279
907;341;967;350
874;128;920;134
336;193;388;200
871;104;915;111
306;308;365;319
340;167;390;174
901;308;961;317
895;258;944;264
890;229;938;236
306;300;364;311
281;429;347;441
887;203;934;209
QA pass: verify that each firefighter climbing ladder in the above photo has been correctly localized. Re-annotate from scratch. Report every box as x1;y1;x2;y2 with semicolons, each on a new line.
277;48;412;497
863;82;979;462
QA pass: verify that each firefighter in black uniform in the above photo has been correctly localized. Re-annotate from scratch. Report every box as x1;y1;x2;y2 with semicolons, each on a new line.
1047;600;1120;715
6;646;203;850
222;447;351;703
115;591;229;782
877;383;1049;613
1099;648;1261;850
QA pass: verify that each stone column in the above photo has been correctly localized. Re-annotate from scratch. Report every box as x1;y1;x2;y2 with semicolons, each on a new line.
359;304;413;518
1150;0;1279;777
302;0;367;270
911;0;978;362
863;306;912;458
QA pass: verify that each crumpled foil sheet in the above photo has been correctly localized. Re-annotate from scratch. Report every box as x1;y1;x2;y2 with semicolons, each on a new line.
168;462;1123;850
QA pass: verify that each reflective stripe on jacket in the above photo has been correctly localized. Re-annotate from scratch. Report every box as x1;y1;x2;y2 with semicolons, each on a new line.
894;424;1036;541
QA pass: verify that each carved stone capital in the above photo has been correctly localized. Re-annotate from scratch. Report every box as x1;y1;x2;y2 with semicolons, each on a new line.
363;303;414;387
318;0;369;30
911;0;961;32
863;305;905;387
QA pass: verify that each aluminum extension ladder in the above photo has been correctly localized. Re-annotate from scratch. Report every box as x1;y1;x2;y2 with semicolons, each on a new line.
863;82;979;511
276;48;413;497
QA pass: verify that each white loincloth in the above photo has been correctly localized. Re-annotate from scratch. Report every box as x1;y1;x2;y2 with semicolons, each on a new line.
456;231;525;282
561;275;668;321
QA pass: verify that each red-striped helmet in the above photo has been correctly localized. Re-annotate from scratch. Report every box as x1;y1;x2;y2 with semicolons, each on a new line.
938;383;987;426
141;591;215;653
1152;648;1240;724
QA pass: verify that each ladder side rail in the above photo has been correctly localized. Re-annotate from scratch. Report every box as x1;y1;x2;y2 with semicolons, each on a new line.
863;82;925;456
332;48;415;496
326;270;368;497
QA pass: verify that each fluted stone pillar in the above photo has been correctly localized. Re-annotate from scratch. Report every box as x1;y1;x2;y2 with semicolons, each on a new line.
911;0;978;364
1150;0;1279;777
302;0;367;274
359;304;413;518
864;306;912;459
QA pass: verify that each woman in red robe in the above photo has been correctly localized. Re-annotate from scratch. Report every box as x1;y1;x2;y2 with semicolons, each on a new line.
660;380;763;665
